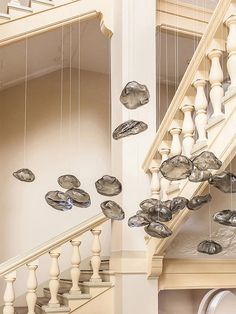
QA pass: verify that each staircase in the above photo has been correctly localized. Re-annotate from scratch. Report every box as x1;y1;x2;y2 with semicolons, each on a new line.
143;0;236;278
0;214;114;314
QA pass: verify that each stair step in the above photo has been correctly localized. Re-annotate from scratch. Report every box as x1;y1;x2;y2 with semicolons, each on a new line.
0;13;11;24
14;307;28;314
30;0;54;12
8;3;33;19
36;296;50;307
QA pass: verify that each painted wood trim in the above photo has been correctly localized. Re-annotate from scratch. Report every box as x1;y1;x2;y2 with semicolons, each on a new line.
143;0;232;172
159;258;236;290
0;0;113;47
0;214;109;277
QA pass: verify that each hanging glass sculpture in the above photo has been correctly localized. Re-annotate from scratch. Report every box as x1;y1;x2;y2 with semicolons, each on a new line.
147;204;173;222
58;175;80;189
113;120;148;140
188;168;212;182
13;168;35;182
208;171;236;193
192;151;222;171
128;214;149;227
144;222;172;238
213;209;236;227
45;190;72;211
100;200;125;220
197;240;222;255
187;194;212;210
139;198;161;211
66;188;91;208
170;196;188;213
160;155;193;181
120;81;150;110
95;175;122;196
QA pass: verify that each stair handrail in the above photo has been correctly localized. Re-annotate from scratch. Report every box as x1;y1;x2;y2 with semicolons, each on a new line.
0;213;108;277
142;0;232;172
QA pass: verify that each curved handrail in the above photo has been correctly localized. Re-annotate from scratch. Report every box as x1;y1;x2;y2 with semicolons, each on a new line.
0;213;108;277
142;0;232;172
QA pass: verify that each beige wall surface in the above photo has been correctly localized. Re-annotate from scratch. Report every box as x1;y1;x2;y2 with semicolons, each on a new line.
0;68;111;301
157;83;176;128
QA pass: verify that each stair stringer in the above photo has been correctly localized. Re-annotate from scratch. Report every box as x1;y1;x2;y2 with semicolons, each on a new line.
147;90;236;278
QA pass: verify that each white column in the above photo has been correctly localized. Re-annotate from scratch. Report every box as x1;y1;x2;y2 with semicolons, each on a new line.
26;260;38;314
159;144;170;201
208;49;224;117
3;271;16;314
181;104;195;157
149;159;161;200
169;127;182;157
90;228;102;282
226;16;236;90
48;248;61;307
193;79;208;143
70;237;81;294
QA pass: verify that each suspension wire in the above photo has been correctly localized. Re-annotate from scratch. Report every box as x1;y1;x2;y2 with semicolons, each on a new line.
60;26;64;147
24;37;28;167
69;23;72;172
77;20;81;175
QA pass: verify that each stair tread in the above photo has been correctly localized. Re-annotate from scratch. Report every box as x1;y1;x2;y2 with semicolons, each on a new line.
31;0;54;6
43;286;91;299
44;286;70;295
8;3;33;12
36;296;50;306
14;307;28;314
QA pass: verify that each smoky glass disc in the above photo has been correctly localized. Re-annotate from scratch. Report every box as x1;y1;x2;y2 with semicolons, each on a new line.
192;151;222;171
113;120;148;140
100;200;125;220
197;240;222;255
187;193;212;210
45;191;72;211
208;171;236;193
58;175;80;189
160;155;193;181
147;205;172;222
120;81;150;110
139;198;161;211
213;209;236;227
13;168;35;182
66;188;91;208
128;214;149;227
95;175;122;196
144;222;172;238
170;196;188;213
189;168;212;182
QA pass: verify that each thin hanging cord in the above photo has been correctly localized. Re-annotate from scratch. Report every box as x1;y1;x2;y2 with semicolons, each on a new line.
77;20;81;175
24;37;28;167
108;40;112;174
158;29;161;129
60;26;64;144
69;23;72;172
208;184;212;241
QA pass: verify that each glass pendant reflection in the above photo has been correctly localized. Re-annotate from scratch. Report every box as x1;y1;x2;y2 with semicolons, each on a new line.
160;155;193;181
192;151;222;171
147;205;172;222
139;198;161;211
144;222;172;238
128;214;149;227
189;168;212;182
101;200;125;220
66;188;91;208
197;240;222;255
13;168;35;182
113;120;148;140
208;171;236;193
213;209;236;227
187;194;212;210
95;175;122;196
170;196;188;213
45;190;72;211
120;81;150;110
58;175;80;189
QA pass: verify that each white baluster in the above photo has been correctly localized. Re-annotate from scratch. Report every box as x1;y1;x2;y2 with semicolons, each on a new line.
48;248;61;307
3;271;16;314
193;79;208;143
169;127;182;157
208;49;224;117
226;16;236;89
90;228;102;282
26;260;39;314
70;237;81;294
149;159;161;200
159;144;170;201
181;104;195;157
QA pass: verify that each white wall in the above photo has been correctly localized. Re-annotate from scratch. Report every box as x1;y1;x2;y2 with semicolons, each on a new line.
0;68;111;302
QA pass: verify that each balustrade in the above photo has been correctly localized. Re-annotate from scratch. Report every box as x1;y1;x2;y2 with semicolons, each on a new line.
48;248;61;307
181;104;195;157
169;125;182;157
159;143;170;201
26;260;38;314
226;16;236;89
90;228;102;282
70;237;82;294
3;272;16;314
149;159;161;200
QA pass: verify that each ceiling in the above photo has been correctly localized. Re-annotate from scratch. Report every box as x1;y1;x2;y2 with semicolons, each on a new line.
0;18;110;90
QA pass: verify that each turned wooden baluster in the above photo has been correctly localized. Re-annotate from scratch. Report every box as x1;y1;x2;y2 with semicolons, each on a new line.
181;104;195;157
70;237;81;294
226;16;236;89
48;248;61;307
208;49;224;117
159;144;170;201
3;271;16;314
169;127;182;157
149;159;161;200
26;260;39;314
193;79;208;143
90;228;102;282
